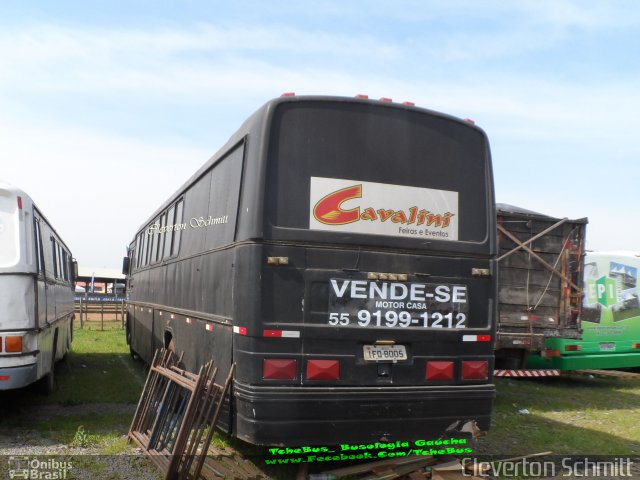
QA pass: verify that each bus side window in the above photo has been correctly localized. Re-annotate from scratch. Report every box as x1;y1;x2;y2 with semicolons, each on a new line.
141;228;149;267
157;213;167;262
51;238;58;278
148;220;156;264
172;199;184;256
136;233;143;269
164;205;176;258
34;218;44;275
58;244;64;280
62;250;68;281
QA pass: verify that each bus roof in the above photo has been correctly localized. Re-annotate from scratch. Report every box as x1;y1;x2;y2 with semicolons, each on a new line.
0;181;73;254
131;95;489;241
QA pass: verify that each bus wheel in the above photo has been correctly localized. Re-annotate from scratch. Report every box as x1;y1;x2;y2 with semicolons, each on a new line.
40;353;56;395
126;329;140;361
129;346;140;361
41;369;55;395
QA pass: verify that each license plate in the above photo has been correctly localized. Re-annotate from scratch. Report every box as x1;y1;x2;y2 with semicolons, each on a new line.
599;342;615;351
363;344;407;362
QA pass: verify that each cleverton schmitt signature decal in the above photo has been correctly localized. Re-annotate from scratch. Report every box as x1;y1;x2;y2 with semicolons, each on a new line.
309;177;458;240
146;215;228;235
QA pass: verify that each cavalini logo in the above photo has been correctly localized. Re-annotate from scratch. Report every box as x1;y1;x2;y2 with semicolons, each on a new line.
310;177;458;240
313;184;363;225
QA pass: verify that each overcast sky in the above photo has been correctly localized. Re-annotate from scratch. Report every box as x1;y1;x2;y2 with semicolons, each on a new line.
2;1;639;267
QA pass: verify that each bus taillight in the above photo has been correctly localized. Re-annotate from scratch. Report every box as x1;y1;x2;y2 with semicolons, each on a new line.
564;345;582;352
633;343;640;349
5;336;23;353
306;359;340;381
461;361;488;380
262;359;297;380
425;361;454;381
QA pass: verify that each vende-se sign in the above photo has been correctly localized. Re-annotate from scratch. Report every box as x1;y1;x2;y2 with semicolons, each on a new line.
309;177;458;240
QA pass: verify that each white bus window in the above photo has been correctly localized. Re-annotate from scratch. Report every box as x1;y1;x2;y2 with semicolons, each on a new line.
34;219;44;274
51;239;58;278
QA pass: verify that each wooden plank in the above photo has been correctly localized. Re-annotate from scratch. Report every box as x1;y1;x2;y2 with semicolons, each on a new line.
499;252;562;270
498;287;561;308
322;455;430;477
499;267;563;288
498;225;579;291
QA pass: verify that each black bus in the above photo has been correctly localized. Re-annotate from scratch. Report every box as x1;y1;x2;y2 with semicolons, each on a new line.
123;95;497;446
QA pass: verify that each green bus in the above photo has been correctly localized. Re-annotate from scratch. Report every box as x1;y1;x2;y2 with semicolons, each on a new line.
528;252;640;370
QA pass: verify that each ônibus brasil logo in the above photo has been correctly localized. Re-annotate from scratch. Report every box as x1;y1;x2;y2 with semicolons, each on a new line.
312;184;455;228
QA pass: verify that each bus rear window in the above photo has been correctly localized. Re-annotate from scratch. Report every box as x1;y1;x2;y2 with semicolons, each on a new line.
0;192;19;267
265;101;490;243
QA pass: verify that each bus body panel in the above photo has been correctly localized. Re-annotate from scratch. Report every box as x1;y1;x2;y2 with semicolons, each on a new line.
0;183;74;391
233;383;494;446
528;251;640;370
125;96;496;445
0;275;35;331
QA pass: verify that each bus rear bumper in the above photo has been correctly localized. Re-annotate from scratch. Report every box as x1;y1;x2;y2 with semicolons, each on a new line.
233;382;495;446
0;364;38;391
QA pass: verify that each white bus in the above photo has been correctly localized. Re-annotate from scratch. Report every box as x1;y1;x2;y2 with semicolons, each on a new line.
0;183;76;393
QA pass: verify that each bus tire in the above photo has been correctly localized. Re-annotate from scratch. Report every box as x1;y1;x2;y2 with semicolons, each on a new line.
127;330;140;361
41;369;55;395
41;332;58;395
40;353;56;395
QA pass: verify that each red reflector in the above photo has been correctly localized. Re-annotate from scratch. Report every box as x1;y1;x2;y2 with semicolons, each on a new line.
379;97;392;102
17;196;23;210
233;326;247;335
306;359;340;381
426;361;454;381
281;92;295;97
632;343;640;349
565;345;582;351
263;329;282;338
355;94;369;99
543;349;561;357
263;359;296;380
0;375;10;381
402;101;415;106
461;361;488;380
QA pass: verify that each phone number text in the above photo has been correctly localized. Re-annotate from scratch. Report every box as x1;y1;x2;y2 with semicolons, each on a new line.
328;310;467;328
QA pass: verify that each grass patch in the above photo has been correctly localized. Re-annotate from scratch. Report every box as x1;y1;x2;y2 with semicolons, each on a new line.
0;327;146;455
34;412;133;449
47;328;146;405
475;376;640;455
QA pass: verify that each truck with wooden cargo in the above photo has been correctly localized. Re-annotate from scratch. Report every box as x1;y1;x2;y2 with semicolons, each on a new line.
494;204;587;370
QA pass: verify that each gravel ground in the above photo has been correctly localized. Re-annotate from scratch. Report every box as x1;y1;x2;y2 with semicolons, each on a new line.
0;402;162;480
